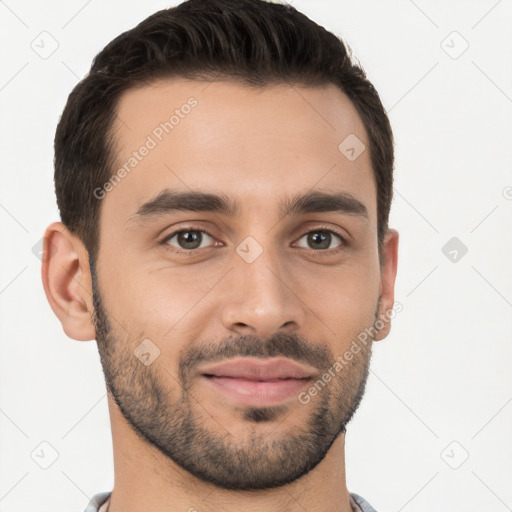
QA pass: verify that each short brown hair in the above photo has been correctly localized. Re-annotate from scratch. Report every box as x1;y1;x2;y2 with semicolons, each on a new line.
54;0;394;263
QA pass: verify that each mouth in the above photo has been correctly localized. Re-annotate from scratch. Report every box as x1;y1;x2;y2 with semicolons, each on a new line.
201;375;312;405
198;357;316;405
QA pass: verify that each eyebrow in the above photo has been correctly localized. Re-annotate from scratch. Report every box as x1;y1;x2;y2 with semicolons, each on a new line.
131;189;369;223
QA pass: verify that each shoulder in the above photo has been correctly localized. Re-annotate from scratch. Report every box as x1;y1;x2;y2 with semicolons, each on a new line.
350;492;379;512
83;492;111;512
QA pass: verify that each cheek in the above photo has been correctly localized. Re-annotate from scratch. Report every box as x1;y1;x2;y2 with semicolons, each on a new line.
302;262;380;345
98;234;381;344
99;258;217;339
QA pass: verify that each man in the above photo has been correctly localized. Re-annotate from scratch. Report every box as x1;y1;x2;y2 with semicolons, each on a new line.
42;0;398;510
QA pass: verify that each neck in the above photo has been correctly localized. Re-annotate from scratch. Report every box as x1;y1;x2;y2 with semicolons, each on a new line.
106;396;353;512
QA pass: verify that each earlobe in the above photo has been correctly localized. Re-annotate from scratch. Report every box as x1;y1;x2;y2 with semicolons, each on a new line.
41;222;96;341
374;229;399;342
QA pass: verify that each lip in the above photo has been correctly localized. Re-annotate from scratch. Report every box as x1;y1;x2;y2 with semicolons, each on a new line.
202;375;312;406
198;357;316;406
198;357;317;380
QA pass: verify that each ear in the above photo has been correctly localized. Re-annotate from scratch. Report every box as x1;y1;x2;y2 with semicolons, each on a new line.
374;229;399;341
41;222;96;341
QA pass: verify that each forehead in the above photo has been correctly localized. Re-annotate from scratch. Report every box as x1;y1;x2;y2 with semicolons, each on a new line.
105;78;376;226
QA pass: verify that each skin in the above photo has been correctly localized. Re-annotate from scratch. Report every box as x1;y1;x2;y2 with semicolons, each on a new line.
42;79;398;512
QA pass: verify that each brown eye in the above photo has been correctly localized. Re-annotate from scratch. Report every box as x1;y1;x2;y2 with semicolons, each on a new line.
164;229;214;250
295;230;343;251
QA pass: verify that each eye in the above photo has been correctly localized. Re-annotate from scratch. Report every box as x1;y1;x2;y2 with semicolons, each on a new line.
160;226;346;254
295;229;344;251
163;229;215;251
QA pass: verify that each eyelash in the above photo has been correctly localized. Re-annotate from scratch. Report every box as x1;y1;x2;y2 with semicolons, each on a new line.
159;225;348;255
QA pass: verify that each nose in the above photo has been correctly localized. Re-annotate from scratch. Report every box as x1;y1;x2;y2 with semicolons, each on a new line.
220;246;306;340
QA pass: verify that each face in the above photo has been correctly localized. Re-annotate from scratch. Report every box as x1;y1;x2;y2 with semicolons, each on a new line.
91;79;393;490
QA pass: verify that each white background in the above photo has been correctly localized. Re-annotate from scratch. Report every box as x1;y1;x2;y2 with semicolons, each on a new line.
1;0;511;511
